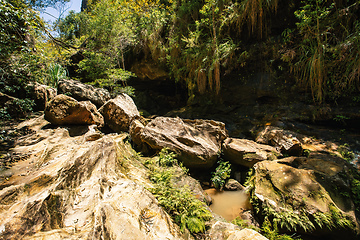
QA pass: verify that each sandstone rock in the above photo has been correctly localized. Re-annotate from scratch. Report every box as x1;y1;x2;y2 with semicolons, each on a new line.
226;228;268;240
224;179;245;191
249;154;359;237
256;126;303;156
57;79;111;107
140;117;228;168
44;94;104;126
130;119;145;146
27;82;57;110
0;118;185;240
99;94;140;133
223;138;279;167
207;221;268;240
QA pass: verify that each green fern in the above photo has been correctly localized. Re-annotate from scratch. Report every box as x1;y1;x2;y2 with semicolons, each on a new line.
145;148;212;234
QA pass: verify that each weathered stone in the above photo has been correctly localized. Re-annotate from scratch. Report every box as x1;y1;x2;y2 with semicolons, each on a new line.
58;79;111;107
250;153;359;237
140;117;228;168
99;94;140;133
44;94;104;126
130;119;145;146
0;117;186;240
27;82;57;110
223;138;279;167
256;126;303;156
224;179;246;191
207;221;268;240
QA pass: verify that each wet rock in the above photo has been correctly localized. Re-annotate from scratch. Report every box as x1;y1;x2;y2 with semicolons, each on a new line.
57;79;111;108
223;138;280;167
44;94;104;126
99;94;140;133
0;118;185;240
139;117;228;168
249;153;359;238
224;179;245;191
256;126;303;156
27;82;57;110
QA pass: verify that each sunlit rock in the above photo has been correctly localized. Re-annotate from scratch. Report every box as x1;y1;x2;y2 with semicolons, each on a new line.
44;94;104;127
99;94;140;133
207;221;268;240
256;126;303;156
27;82;57;110
223;138;279;167
139;117;228;168
249;153;359;238
58;79;111;108
0;117;185;239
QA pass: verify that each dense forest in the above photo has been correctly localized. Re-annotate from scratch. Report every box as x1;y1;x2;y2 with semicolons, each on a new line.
1;0;360;113
1;0;360;239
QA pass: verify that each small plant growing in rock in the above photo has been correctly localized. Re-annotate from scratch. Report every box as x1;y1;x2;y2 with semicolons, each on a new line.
338;143;355;162
47;63;67;88
211;160;231;191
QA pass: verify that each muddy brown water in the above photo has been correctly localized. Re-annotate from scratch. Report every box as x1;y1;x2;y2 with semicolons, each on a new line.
205;188;251;221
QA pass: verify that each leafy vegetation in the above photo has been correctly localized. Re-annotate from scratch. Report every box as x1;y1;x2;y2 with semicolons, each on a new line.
144;148;212;234
261;218;302;240
47;63;67;88
211;159;231;190
337;143;355;162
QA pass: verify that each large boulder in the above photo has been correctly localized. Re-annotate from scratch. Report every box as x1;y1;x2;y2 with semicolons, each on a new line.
44;94;104;126
256;126;303;156
27;82;57;110
0;117;186;240
57;79;111;107
248;153;359;238
99;94;140;133
139;117;228;168
222;138;280;167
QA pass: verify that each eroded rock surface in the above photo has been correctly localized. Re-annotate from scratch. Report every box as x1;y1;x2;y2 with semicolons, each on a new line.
256;126;303;156
139;117;228;168
44;94;104;127
58;79;111;108
249;153;359;238
207;221;268;240
224;179;245;191
0;117;185;240
99;94;140;133
223;138;279;167
27;82;57;110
